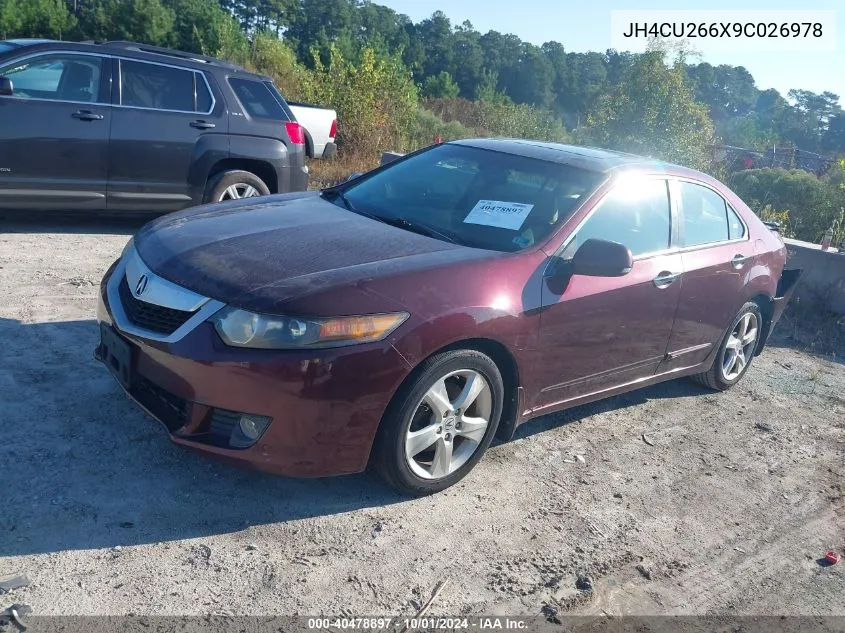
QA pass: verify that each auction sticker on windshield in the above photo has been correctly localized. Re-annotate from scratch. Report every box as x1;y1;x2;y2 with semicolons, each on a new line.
463;200;533;230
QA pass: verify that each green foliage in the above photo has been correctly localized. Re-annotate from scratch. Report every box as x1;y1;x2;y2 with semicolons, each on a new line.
408;108;474;150
0;0;75;39
74;0;173;45
580;52;716;172
757;206;794;239
423;98;568;142
165;0;244;57
248;30;307;98
728;167;844;243
301;46;418;156
421;70;458;99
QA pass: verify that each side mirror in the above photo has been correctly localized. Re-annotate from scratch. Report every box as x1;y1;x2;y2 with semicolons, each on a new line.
570;238;633;277
0;76;12;97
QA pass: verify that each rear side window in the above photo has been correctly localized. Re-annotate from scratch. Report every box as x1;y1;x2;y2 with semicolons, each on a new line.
195;73;213;113
727;205;746;239
120;60;195;112
679;182;730;247
563;178;672;258
229;78;288;120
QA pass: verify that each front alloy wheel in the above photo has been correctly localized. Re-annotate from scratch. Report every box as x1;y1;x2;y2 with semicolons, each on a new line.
405;369;493;479
372;349;504;496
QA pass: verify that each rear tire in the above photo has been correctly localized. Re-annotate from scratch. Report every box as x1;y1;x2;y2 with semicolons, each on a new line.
372;350;504;497
204;170;270;203
692;302;762;391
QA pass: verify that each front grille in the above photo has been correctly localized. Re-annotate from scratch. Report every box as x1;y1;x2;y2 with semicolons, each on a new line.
131;376;189;432
118;277;194;335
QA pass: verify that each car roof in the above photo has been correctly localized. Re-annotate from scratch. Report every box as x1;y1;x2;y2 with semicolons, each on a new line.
0;39;260;77
451;138;703;178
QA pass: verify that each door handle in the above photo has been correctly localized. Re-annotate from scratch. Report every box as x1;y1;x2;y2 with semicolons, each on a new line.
71;110;103;121
653;271;680;288
731;254;751;269
190;120;216;129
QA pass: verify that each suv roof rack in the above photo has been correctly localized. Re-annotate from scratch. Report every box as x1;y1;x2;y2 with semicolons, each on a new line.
102;41;245;72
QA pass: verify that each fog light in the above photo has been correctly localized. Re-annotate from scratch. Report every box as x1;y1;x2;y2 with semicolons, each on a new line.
229;414;272;448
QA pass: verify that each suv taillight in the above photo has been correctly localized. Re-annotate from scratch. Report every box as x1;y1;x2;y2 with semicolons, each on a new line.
285;122;305;145
329;119;337;139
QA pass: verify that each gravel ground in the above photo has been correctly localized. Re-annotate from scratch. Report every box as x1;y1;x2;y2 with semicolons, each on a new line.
0;217;843;617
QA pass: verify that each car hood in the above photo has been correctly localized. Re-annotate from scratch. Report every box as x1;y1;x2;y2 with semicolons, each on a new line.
134;192;495;313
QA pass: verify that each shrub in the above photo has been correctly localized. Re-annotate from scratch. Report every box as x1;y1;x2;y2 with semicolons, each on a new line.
407;108;474;150
423;98;568;142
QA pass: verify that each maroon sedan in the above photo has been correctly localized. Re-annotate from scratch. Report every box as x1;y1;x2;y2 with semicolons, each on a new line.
96;139;799;496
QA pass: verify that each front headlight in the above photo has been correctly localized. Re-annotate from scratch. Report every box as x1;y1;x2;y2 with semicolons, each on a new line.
211;308;409;349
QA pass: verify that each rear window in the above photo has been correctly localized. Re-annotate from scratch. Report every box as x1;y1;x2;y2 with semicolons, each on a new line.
228;77;288;120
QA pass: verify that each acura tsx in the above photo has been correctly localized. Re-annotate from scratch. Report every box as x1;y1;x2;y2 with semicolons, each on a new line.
96;139;800;495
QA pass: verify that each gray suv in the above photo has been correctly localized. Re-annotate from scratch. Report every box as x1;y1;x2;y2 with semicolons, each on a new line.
0;39;309;213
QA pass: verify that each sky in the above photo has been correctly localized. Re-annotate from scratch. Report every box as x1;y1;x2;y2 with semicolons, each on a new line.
377;0;844;103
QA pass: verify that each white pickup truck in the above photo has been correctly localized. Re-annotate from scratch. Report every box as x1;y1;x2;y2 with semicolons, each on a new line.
288;102;337;159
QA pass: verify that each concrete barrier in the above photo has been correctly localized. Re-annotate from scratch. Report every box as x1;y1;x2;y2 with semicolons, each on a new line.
784;238;845;315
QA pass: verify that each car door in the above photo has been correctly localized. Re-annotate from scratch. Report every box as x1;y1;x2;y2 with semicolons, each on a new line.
533;176;683;409
661;179;756;371
107;58;225;212
0;52;111;210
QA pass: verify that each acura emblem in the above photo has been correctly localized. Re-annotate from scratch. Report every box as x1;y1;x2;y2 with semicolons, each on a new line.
134;274;149;296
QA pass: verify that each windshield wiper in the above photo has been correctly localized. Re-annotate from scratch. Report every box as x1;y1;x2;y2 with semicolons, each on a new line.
376;216;458;244
322;190;458;244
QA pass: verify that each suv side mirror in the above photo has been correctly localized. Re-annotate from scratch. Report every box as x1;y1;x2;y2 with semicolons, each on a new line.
570;238;633;277
0;76;12;97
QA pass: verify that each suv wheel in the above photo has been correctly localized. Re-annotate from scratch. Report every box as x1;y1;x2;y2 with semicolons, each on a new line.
372;350;503;496
205;170;270;203
692;301;762;391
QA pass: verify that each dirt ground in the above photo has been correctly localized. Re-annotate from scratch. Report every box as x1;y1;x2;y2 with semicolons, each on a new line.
0;217;843;618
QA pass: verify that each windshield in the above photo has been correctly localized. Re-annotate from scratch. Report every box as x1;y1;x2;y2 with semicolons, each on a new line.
336;143;604;252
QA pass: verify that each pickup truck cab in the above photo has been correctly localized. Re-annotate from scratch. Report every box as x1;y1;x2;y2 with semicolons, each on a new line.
288;101;337;159
0;39;309;213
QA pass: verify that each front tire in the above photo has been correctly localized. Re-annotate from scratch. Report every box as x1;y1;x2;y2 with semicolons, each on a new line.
372;350;504;496
692;301;762;391
204;170;270;203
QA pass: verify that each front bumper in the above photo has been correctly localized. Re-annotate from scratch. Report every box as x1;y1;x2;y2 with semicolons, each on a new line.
95;264;411;477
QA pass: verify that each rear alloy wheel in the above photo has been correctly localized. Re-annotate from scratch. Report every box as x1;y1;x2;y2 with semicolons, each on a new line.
204;170;270;204
373;350;503;496
721;311;759;381
692;301;762;391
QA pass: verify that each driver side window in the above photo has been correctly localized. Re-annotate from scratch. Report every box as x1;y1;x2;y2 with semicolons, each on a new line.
0;54;105;104
562;178;671;259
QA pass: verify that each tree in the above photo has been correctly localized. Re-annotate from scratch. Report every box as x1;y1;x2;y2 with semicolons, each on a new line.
163;0;243;55
75;0;173;44
581;52;717;172
451;20;482;98
417;11;453;80
421;70;459;99
1;0;75;39
501;42;553;107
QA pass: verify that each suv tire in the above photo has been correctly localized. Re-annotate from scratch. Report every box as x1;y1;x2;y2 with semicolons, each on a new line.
204;170;270;203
